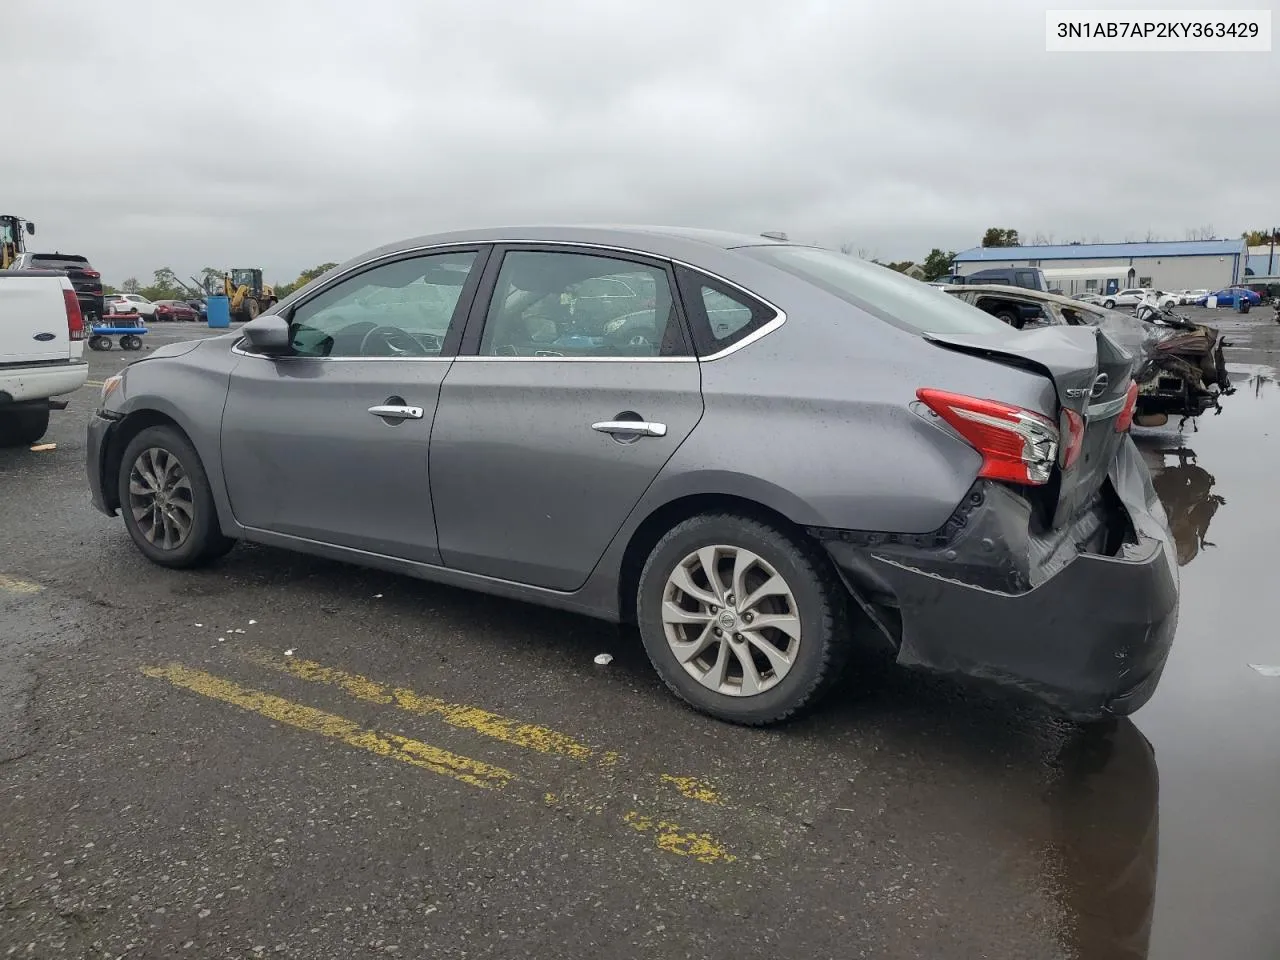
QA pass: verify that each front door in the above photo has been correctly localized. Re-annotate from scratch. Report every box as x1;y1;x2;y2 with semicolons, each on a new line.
429;246;704;591
220;248;484;564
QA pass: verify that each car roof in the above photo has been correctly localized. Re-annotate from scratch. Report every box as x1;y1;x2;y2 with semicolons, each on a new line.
346;225;795;265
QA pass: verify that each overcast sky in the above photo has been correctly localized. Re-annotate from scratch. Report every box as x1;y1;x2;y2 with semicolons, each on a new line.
5;0;1276;285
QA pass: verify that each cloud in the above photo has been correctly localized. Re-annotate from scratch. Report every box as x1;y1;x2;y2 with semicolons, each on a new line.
4;0;1275;283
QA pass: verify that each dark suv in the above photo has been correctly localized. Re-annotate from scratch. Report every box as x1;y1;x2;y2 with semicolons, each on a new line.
8;252;105;322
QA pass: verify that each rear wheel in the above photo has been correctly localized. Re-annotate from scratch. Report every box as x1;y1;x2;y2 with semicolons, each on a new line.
636;513;851;726
246;297;260;320
0;405;50;447
117;425;234;568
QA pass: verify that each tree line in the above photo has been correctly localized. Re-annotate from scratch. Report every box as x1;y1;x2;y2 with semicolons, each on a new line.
110;225;1279;301
107;263;339;301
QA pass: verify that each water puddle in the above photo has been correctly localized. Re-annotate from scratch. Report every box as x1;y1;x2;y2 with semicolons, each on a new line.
1122;366;1280;958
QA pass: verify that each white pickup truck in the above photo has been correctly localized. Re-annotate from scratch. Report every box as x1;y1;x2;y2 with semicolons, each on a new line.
0;270;89;445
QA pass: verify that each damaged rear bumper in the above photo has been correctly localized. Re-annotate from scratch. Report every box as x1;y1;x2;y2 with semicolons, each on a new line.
816;437;1179;719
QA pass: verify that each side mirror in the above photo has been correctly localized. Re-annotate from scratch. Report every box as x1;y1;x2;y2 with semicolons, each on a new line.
242;314;291;355
25;222;35;235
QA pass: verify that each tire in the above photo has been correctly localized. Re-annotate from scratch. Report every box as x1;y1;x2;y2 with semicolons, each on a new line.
246;298;260;320
117;425;234;568
0;405;50;447
636;513;852;726
90;335;111;351
1104;299;1116;309
994;310;1019;328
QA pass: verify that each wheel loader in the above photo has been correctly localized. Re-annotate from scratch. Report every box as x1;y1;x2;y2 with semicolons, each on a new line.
220;268;277;322
0;215;35;270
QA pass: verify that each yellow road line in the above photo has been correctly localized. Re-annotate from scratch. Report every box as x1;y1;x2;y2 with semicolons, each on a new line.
250;653;597;762
0;574;43;595
622;810;737;865
250;652;724;807
659;775;721;805
141;664;514;791
543;793;737;865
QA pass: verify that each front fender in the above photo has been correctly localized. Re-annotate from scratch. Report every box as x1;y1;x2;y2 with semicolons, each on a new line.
107;341;240;535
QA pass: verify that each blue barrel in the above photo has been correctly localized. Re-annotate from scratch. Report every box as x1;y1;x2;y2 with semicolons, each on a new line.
206;295;231;328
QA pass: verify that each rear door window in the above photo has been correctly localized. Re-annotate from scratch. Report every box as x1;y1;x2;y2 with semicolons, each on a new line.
743;246;1013;336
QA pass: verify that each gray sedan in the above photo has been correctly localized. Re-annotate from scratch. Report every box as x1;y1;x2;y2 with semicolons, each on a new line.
86;227;1178;725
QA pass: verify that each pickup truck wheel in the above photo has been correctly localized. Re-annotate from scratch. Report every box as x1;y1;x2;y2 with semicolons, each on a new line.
636;513;852;726
117;425;233;568
0;406;50;447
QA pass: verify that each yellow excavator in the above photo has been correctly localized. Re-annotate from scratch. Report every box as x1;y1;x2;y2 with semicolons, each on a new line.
0;215;36;269
220;268;278;322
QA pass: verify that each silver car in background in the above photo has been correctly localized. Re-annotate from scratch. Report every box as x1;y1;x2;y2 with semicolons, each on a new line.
87;227;1178;725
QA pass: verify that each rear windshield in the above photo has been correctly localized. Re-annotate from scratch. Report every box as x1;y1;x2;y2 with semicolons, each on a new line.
743;246;1015;335
30;254;91;269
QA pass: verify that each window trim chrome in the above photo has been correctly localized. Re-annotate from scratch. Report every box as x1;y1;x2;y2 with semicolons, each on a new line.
253;239;786;364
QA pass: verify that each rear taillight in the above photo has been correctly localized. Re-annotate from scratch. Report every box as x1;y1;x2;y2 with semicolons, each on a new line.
83;269;100;278
63;289;85;341
917;388;1059;486
1060;408;1085;469
1115;380;1139;433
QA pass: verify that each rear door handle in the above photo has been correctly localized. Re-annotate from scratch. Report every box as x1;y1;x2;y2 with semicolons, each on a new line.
591;420;667;438
368;404;424;419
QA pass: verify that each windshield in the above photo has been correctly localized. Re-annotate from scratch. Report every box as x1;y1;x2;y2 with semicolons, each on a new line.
743;246;1014;335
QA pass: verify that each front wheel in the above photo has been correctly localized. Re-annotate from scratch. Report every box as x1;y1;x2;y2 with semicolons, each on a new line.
1104;299;1116;309
636;514;851;726
117;425;234;568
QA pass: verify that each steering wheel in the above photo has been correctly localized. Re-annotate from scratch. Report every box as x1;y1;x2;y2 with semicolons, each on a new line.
358;325;430;358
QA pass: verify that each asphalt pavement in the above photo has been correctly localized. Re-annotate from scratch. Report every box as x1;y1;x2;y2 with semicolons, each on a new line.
2;311;1277;959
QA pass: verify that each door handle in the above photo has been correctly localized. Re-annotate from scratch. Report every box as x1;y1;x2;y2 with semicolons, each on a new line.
368;404;424;419
591;420;667;438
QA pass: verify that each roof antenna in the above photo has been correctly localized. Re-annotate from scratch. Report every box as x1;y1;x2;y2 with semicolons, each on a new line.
760;231;788;241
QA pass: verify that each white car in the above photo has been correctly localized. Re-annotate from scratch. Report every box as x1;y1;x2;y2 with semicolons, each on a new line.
107;293;158;317
1181;289;1209;305
1100;288;1151;309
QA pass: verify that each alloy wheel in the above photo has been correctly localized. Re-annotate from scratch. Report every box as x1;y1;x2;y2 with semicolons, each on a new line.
661;545;802;697
128;447;195;550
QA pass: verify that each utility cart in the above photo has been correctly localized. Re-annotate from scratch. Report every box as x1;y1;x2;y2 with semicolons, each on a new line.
88;314;148;351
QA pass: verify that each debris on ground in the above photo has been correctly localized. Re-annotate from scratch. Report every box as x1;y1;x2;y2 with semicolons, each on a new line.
29;443;56;452
594;653;614;665
285;649;295;657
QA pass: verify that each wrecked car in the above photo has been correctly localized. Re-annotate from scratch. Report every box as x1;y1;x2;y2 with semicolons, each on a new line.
945;285;1233;426
87;228;1178;726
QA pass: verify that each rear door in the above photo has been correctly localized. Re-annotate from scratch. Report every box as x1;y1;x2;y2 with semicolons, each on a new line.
429;245;704;590
0;274;70;363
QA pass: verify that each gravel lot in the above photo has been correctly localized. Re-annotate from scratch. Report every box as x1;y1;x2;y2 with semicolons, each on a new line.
2;308;1278;959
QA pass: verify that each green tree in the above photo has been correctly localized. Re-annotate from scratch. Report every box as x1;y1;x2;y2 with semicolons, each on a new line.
121;277;141;294
139;267;185;302
276;262;339;298
198;267;224;294
1243;229;1280;245
921;248;956;280
981;227;1021;248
